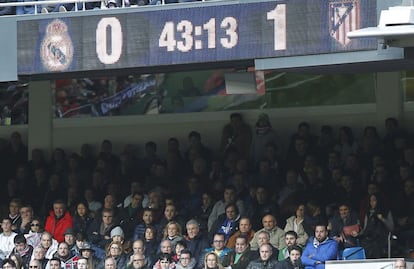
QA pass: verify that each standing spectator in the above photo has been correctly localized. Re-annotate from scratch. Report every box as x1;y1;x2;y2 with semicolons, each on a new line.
220;113;252;159
301;224;338;269
360;194;394;258
250;113;278;166
0;218;17;260
44;200;73;243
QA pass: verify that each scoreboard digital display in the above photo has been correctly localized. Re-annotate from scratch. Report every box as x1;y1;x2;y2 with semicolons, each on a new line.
16;0;377;76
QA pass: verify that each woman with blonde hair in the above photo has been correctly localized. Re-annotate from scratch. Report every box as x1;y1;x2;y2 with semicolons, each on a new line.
163;221;183;249
104;241;128;269
204;252;224;269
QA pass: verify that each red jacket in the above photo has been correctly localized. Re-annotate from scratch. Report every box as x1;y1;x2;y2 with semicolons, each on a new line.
45;210;73;242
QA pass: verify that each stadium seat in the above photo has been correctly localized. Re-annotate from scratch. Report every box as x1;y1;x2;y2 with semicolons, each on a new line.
342;247;366;260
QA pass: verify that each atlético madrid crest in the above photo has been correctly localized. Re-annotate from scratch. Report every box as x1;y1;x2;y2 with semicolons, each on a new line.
329;0;360;46
40;19;74;72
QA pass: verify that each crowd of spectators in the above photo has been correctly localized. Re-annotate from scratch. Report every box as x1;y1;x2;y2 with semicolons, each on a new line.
0;113;412;269
0;0;207;16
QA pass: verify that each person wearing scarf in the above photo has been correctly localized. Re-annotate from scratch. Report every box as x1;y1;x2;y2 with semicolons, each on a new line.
11;234;33;269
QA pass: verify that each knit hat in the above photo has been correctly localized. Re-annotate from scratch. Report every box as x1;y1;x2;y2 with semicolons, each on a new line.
110;226;124;238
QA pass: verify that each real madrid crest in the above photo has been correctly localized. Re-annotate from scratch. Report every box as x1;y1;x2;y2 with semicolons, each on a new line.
40;19;74;72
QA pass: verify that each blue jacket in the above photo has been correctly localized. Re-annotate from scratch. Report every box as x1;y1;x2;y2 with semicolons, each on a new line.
301;237;338;269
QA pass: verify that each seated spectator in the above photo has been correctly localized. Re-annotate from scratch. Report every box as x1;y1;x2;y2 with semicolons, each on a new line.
10;234;33;269
31;246;48;269
79;242;100;269
198;233;231;269
162;221;183;250
101;242;127;269
24;218;42;248
0;217;18;260
301;224;338;269
157;205;185;241
39;232;58;259
328;202;360;250
247;186;278;231
72;201;93;236
185;220;209;268
175;249;196;269
209;203;240;242
275;245;304;269
87;209;116;249
44;200;73;243
1;258;17;269
246;243;277;269
18;205;34;235
249;231;278;261
133;208;156;242
153;253;174;269
28;260;42;269
278;231;298;262
143;226;159;267
284;204;308;247
250;214;285;251
221;235;251;269
127;253;150;269
226;217;255;249
53;242;78;268
120;191;144;240
203;252;224;269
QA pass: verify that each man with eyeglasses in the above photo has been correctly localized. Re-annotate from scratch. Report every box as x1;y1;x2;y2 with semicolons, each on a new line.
28;260;41;269
127;253;150;269
198;233;231;269
176;249;195;269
